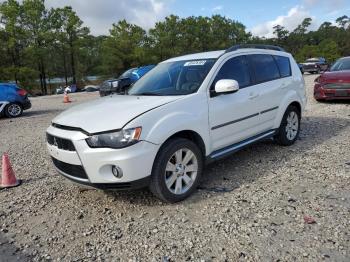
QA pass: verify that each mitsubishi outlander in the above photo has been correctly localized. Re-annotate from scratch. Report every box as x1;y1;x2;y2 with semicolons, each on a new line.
47;45;307;203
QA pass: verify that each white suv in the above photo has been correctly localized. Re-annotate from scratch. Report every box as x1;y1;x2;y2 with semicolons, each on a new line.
47;45;306;203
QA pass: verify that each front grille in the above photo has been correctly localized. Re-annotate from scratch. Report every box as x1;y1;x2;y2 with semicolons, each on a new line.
51;157;88;180
324;83;350;89
47;133;75;151
51;123;89;135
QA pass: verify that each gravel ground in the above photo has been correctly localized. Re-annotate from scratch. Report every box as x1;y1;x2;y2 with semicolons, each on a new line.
0;75;349;261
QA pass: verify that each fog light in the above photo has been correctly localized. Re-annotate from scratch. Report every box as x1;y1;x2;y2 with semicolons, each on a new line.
112;165;123;178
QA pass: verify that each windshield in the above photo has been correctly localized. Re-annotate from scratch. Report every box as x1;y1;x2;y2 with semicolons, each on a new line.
330;58;350;71
128;59;216;96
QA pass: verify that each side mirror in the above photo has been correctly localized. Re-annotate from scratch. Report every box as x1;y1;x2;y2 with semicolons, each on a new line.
215;79;239;94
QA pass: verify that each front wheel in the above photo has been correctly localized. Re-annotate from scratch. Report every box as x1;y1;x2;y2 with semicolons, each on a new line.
275;105;301;146
5;103;23;118
149;138;203;203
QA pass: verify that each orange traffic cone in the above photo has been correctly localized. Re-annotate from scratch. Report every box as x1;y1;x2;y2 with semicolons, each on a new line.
63;92;71;103
0;153;21;189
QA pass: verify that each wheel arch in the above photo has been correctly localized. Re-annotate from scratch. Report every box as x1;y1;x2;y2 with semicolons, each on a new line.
274;93;303;129
160;130;207;158
289;101;302;116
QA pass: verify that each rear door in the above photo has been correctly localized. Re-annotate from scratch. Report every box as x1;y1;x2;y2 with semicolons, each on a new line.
247;54;289;131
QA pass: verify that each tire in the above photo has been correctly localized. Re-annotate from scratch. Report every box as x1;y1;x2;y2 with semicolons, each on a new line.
149;138;203;203
275;105;301;146
5;103;23;118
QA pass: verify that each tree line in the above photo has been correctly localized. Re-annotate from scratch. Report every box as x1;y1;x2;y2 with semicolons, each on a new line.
0;0;349;94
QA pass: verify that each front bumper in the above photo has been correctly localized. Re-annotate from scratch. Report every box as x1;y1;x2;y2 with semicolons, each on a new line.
22;99;32;110
46;125;160;188
21;96;32;110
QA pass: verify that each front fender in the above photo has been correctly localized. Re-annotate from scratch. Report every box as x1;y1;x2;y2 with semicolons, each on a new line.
148;111;208;144
125;94;211;155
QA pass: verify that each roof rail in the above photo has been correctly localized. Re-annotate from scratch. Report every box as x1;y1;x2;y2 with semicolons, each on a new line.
225;44;285;53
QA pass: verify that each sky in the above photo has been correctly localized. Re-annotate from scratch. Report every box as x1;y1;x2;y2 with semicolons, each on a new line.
4;0;350;37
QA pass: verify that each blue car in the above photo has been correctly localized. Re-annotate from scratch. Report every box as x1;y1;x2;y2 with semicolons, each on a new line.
99;65;155;97
0;83;31;118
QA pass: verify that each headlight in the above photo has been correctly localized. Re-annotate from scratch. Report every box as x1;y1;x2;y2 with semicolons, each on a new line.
86;127;142;149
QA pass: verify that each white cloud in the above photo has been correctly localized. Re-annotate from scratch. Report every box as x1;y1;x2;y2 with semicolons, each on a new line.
44;0;170;35
251;5;318;38
303;0;345;11
212;5;223;12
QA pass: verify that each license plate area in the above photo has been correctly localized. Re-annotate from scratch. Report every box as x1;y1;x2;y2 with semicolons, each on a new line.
336;90;349;97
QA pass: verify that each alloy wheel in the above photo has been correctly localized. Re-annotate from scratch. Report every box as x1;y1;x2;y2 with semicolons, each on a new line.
7;104;22;117
285;111;299;140
164;148;198;195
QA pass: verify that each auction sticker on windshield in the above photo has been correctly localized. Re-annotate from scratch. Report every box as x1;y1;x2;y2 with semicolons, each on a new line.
184;60;207;66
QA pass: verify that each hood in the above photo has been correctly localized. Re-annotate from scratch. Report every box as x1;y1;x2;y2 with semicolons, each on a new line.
321;70;350;82
53;95;181;133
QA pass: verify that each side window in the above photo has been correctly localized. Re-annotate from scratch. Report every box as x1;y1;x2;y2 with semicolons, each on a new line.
214;56;251;88
274;55;291;78
249;54;280;83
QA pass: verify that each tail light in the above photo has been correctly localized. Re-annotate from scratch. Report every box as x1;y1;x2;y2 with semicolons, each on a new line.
17;89;27;96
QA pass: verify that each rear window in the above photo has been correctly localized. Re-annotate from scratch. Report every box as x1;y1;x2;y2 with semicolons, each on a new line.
274;55;291;77
249;54;280;83
330;58;350;71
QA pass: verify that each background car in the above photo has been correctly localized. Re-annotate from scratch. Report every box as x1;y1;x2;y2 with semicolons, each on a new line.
0;83;31;117
314;56;350;101
99;65;155;97
65;84;77;93
83;85;99;92
301;57;328;74
56;86;64;95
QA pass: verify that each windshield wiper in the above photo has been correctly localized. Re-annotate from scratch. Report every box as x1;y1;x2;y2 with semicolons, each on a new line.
133;92;163;96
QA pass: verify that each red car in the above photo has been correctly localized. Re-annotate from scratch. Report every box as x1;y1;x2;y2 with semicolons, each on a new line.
314;56;350;101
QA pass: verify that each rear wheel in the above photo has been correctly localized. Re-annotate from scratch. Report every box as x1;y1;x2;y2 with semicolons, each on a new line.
275;105;301;146
5;103;23;118
149;138;203;203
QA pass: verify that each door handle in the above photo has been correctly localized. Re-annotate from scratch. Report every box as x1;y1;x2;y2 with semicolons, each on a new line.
281;83;288;89
249;93;259;100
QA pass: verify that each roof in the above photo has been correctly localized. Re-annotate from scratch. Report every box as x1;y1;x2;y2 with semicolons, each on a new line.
162;50;225;63
0;83;16;87
161;46;289;63
226;44;285;53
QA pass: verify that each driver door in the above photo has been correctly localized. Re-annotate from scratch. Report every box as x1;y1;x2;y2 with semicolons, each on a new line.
208;55;263;152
